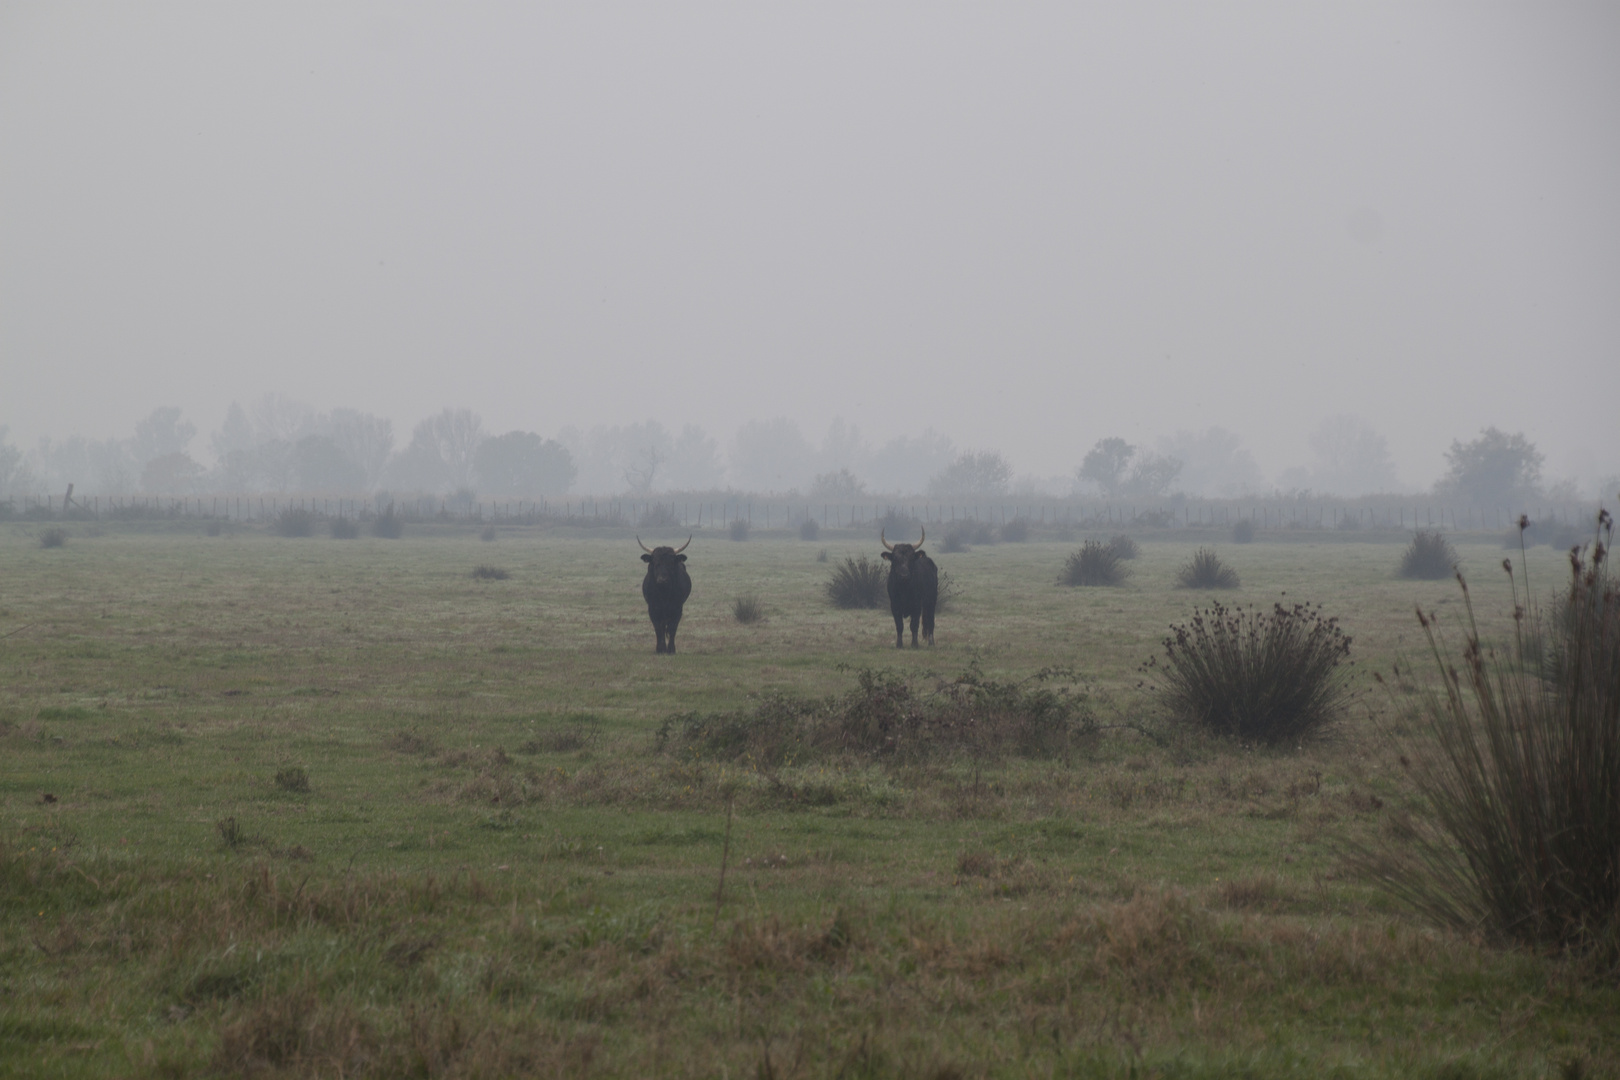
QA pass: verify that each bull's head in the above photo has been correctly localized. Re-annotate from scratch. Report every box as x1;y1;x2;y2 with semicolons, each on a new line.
639;535;691;584
880;526;926;575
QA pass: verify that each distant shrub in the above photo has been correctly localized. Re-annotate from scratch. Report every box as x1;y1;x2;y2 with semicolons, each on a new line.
876;507;918;538
205;520;224;537
799;518;820;541
39;528;67;549
1060;541;1129;587
728;518;750;541
1398;531;1457;580
480;525;497;542
1107;534;1139;560
638;504;681;529
1144;600;1354;745
1336;512;1362;531
1544;521;1581;551
274;766;310;793
1136;509;1174;528
472;565;510;580
216;816;245;850
940;531;970;554
330;517;360;540
372;503;404;539
1176;547;1240;589
934;569;961;613
1232;518;1256;544
732;593;765;624
1000;517;1030;542
1054;525;1077;543
825;555;888;609
815;548;829;563
273;507;315;538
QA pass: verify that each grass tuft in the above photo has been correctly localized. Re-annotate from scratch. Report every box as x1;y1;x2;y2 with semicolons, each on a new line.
1060;541;1129;587
371;503;404;539
728;518;750;541
39;527;67;548
1108;534;1139;560
1176;547;1240;589
824;555;888;609
732;593;765;624
1232;519;1256;544
1398;530;1457;579
480;525;496;542
472;565;510;580
1144;600;1354;745
799;518;820;541
274;766;310;793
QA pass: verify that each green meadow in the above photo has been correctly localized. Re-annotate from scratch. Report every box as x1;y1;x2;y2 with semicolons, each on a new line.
2;520;1613;1078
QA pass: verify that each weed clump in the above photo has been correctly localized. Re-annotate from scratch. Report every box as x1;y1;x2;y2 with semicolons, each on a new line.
1000;517;1030;542
1232;519;1256;544
825;555;887;609
799;518;820;541
1144;600;1354;745
273;508;315;538
732;593;764;624
1108;534;1139;560
638;504;681;529
274;766;310;793
40;528;67;548
472;565;510;581
330;517;360;540
1176;548;1240;589
372;503;404;540
1366;511;1620;964
815;548;829;563
206;520;224;537
1060;541;1129;587
728;518;750;541
480;525;496;542
1398;530;1457;580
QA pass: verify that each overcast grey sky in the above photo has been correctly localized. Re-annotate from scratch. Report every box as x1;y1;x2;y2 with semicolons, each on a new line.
3;3;1617;491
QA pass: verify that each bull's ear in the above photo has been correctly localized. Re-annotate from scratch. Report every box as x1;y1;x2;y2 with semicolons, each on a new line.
676;554;687;562
880;551;894;561
641;553;652;563
914;548;925;557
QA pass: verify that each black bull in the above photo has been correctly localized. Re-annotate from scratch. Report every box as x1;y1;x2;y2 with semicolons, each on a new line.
880;527;937;648
639;536;692;654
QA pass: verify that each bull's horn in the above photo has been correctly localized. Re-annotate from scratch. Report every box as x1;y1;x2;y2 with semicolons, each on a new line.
673;535;692;554
917;525;925;547
881;528;894;551
637;535;652;553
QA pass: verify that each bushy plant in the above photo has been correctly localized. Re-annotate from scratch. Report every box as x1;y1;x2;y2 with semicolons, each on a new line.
825;555;888;609
940;531;970;554
1060;541;1129;587
372;503;404;539
205;520;224;537
1398;530;1456;579
1176;547;1240;589
934;569;961;613
1232;518;1256;544
330;517;360;540
1107;534;1139;560
1365;511;1620;964
732;593;765;624
815;548;829;563
799;518;820;541
472;565;510;580
479;525;496;542
1000;517;1030;542
638;504;681;529
274;766;310;793
1337;512;1362;531
728;518;750;541
1143;600;1354;745
39;527;67;548
273;507;315;538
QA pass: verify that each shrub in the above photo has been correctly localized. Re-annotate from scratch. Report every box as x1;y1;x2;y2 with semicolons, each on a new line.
1364;510;1620;964
205;520;224;537
638;504;681;528
39;528;67;548
732;593;765;624
330;517;360;540
816;548;829;563
274;766;310;793
728;518;750;541
799;518;820;541
1398;530;1457;579
372;503;404;539
1000;517;1030;542
825;555;888;609
1336;512;1362;531
1176;547;1240;589
1060;541;1129;587
479;525;496;542
1107;534;1139;560
1232;518;1256;544
273;507;315;538
940;531;970;554
1143;600;1354;745
472;565;510;580
934;569;961;613
1136;509;1174;528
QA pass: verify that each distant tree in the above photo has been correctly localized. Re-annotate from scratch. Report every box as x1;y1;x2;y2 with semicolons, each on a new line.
395;408;485;491
1078;438;1136;495
210;401;257;462
1308;414;1397;495
327;409;394;490
0;426;33;494
1437;427;1544;505
295;435;366;491
31;435;137;495
1157;428;1262;497
863;430;956;495
130;407;197;468
662;425;726;491
473;431;577;496
729;418;816;493
927;451;1014;499
141;451;205;494
809;468;867;500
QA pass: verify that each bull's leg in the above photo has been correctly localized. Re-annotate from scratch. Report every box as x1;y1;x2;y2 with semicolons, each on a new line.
893;611;905;649
909;612;920;647
921;604;935;646
666;614;680;654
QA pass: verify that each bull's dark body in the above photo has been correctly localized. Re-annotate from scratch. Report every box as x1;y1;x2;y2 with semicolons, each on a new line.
639;538;692;654
881;531;937;648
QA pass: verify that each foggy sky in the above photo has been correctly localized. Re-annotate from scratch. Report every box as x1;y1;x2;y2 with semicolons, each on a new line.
3;3;1617;491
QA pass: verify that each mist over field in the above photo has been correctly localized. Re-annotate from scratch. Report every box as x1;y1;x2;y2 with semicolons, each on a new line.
3;4;1618;500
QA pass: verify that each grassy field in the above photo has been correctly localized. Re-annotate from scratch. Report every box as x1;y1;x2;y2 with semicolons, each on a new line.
2;520;1614;1078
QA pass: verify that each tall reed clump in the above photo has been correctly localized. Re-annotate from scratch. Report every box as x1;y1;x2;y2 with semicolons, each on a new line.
1143;600;1354;745
1059;541;1129;587
732;593;765;624
824;555;887;609
1398;530;1457;579
1365;512;1620;966
1176;547;1240;589
1232;518;1256;544
728;518;750;541
1107;534;1139;560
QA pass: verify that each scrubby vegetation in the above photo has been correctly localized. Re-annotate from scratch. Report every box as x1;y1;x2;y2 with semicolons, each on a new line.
731;593;764;624
728;518;750;541
1144;600;1355;745
1059;540;1129;587
471;565;510;580
1107;534;1139;560
371;503;404;539
39;527;67;548
798;518;819;541
330;516;360;540
824;555;887;609
999;517;1030;542
1176;547;1240;589
1397;530;1456;579
1232;518;1256;544
479;525;497;542
273;507;315;538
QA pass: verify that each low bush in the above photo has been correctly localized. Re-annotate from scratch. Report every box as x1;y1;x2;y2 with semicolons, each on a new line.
815;548;829;563
479;525;497;542
1143;600;1354;745
728;518;750;541
638;504;681;529
1060;541;1129;587
1365;510;1620;965
825;555;888;609
39;527;67;548
372;504;404;540
1232;519;1256;544
1176;548;1240;589
1107;534;1139;560
934;569;961;613
799;518;820;541
731;593;765;624
1398;530;1456;579
330;517;360;540
274;766;310;793
472;565;510;580
205;520;224;537
1000;517;1030;542
1336;513;1362;531
273;507;315;538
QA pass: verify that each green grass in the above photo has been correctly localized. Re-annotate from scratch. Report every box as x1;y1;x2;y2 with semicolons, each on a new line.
0;523;1613;1077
